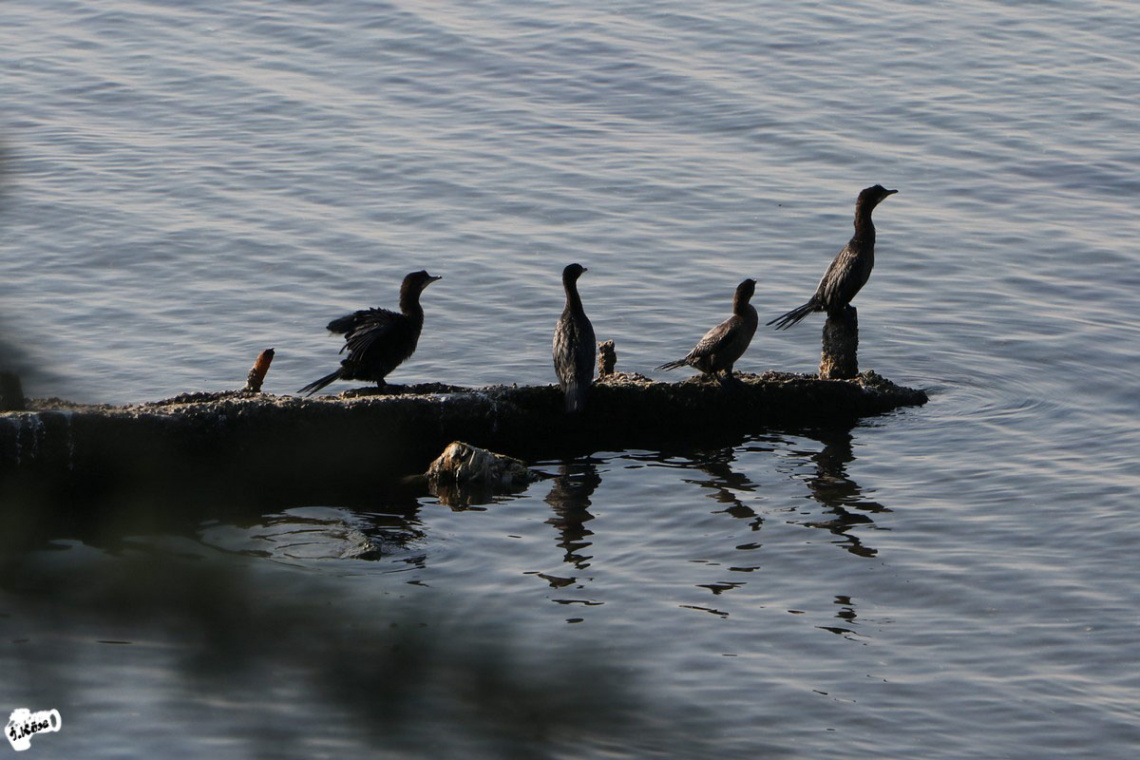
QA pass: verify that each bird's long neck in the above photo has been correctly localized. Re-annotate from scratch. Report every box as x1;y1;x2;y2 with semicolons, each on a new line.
733;285;755;316
399;287;425;322
564;279;584;315
852;203;878;249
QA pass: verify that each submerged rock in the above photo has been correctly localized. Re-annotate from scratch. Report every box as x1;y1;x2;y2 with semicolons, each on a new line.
425;441;537;507
426;441;535;489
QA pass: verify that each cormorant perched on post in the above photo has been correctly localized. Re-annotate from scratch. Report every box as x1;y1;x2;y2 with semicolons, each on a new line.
299;270;441;395
552;263;596;413
658;279;758;383
768;185;897;330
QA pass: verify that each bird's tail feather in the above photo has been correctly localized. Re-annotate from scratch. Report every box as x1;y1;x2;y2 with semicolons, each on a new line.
657;359;688;371
298;368;342;396
766;301;816;330
564;380;588;413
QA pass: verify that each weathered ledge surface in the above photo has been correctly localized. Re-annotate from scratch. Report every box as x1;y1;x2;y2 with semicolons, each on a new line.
0;371;925;507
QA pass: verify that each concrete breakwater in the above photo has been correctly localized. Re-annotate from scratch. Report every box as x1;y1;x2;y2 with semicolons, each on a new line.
0;371;926;512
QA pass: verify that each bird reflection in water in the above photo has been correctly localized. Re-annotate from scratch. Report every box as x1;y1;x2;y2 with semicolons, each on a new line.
816;595;862;639
543;460;601;572
796;426;888;558
678;445;764;535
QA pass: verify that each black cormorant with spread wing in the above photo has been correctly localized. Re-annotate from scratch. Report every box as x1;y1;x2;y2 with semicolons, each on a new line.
299;270;440;395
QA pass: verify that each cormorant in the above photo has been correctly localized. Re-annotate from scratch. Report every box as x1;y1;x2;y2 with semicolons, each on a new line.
552;263;596;413
767;185;897;330
658;278;758;382
299;270;441;395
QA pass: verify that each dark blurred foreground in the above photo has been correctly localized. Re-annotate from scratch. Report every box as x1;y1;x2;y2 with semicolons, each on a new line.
0;517;730;759
0;421;873;757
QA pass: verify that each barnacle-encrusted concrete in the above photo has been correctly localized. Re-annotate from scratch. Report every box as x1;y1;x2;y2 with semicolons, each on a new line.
0;372;926;508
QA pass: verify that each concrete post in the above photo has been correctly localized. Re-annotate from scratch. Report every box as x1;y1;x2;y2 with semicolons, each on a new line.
819;305;859;380
597;340;616;378
0;372;25;411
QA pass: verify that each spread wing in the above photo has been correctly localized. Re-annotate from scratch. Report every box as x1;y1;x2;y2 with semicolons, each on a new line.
341;314;406;358
325;308;404;357
326;307;401;336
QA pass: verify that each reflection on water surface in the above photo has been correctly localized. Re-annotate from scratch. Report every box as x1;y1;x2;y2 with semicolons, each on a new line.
2;426;877;758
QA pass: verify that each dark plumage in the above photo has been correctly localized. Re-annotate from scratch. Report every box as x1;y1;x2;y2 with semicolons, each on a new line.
552;263;596;413
299;270;440;396
658;279;758;382
768;185;897;330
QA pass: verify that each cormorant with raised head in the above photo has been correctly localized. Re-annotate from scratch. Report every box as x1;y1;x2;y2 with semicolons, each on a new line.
658;278;758;383
768;184;897;330
299;270;441;395
552;263;596;413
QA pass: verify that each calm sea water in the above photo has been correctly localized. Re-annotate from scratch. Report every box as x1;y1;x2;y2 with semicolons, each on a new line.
2;1;1139;758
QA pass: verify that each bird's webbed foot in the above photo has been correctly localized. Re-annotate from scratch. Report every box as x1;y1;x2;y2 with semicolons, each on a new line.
718;368;746;390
